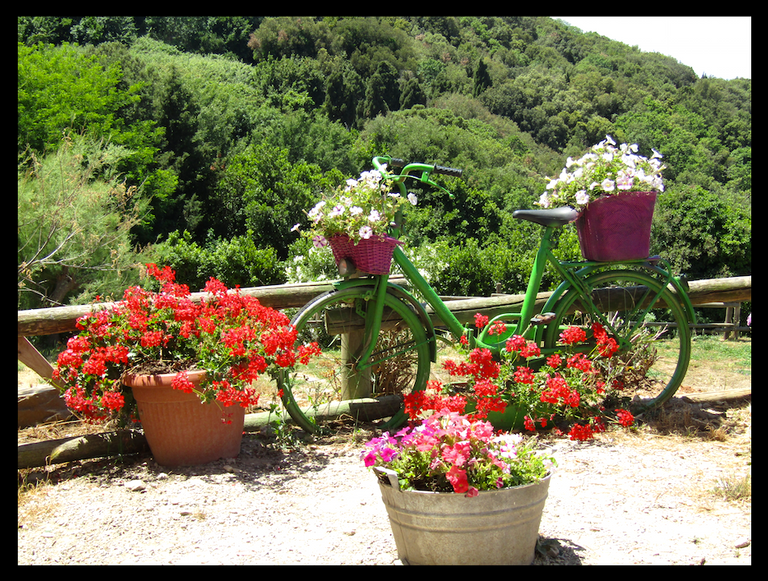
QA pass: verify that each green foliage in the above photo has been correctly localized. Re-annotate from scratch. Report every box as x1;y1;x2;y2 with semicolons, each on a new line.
140;16;261;60
363;60;401;118
285;238;339;283
150;230;287;291
651;185;751;279
17;134;147;309
323;59;365;129
18;42;136;154
17;16;751;310
430;238;497;296
210;143;344;259
417;226;582;298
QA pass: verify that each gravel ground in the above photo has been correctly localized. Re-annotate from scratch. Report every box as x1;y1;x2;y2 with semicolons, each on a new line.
18;401;751;566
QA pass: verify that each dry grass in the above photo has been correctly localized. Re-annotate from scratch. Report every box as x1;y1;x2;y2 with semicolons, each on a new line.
17;363;43;388
18;473;59;529
712;473;751;502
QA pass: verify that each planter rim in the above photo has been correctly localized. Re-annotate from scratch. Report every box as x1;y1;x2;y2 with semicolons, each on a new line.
328;233;403;245
122;369;207;387
580;189;657;210
374;466;553;494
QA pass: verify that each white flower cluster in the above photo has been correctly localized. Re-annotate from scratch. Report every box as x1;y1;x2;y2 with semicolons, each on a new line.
293;167;417;245
537;135;666;210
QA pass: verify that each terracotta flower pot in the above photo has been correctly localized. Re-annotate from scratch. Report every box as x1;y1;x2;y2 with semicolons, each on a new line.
575;191;657;262
124;370;245;467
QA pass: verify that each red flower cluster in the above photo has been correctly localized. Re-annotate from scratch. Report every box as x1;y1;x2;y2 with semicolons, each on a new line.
592;322;619;357
442;347;500;381
53;264;321;424
540;374;581;408
567;421;601;441
403;386;467;421
615;408;635;427
505;334;541;358
518;322;633;439
405;315;635;442
559;326;587;345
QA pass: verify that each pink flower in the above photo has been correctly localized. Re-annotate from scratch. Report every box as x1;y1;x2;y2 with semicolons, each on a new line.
446;465;469;493
379;447;398;462
442;441;470;467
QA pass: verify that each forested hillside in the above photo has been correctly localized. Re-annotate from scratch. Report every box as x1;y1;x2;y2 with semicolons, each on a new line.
18;16;750;312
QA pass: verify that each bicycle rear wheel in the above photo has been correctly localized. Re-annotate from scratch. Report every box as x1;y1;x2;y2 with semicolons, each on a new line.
544;267;692;411
278;287;432;433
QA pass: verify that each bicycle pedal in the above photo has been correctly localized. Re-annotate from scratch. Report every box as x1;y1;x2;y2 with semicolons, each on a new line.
531;312;556;325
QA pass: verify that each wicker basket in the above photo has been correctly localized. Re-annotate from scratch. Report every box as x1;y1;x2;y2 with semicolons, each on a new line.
328;235;402;275
575;191;657;261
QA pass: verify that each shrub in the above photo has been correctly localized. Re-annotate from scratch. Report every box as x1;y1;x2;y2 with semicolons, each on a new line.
151;230;287;291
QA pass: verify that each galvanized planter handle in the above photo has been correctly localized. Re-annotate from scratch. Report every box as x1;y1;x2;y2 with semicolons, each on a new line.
372;466;401;490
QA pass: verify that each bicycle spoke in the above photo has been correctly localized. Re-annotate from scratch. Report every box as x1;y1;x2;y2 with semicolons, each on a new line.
545;267;691;411
278;288;431;433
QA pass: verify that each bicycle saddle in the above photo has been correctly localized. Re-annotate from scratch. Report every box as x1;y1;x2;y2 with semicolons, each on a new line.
512;207;579;227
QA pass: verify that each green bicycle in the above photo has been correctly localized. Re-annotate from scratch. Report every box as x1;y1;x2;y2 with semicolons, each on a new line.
279;156;696;433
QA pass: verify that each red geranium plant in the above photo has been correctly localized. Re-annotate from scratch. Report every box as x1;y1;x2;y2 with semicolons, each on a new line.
52;263;321;425
404;313;634;441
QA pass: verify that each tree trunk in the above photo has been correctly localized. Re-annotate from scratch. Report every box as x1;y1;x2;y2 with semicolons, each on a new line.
18;430;150;469
681;388;751;403
48;266;81;307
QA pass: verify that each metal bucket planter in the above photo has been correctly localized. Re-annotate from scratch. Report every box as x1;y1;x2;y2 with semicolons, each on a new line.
375;467;552;565
575;191;657;261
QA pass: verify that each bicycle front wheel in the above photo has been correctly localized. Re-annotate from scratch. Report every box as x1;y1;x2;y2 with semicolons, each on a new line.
544;267;692;411
278;287;432;433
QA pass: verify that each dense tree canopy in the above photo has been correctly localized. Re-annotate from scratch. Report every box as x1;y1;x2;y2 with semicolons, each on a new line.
18;16;750;312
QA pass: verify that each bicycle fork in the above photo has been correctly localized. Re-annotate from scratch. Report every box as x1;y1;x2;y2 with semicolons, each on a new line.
334;274;431;375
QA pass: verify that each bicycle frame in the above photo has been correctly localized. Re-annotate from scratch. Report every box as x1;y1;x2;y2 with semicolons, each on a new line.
335;157;695;369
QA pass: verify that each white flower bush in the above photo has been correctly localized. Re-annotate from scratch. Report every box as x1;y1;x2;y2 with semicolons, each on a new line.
537;135;666;211
294;167;417;246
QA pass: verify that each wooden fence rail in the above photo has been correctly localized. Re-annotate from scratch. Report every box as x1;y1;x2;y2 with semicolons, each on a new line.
17;275;751;337
18;275;750;383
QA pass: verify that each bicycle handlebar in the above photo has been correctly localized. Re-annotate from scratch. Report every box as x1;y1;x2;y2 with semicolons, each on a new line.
372;155;462;199
386;157;463;178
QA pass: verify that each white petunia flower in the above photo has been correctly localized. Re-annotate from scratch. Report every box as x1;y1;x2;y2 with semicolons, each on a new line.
312;235;327;248
359;225;373;239
600;178;615;192
329;205;345;218
575;191;590;205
